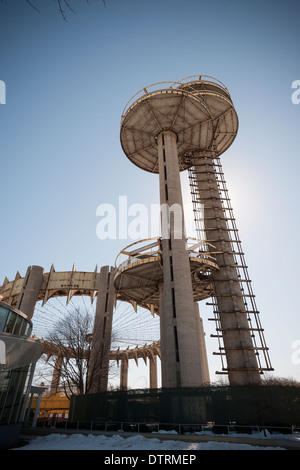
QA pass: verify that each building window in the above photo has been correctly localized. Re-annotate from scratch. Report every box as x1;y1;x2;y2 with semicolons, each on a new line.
0;307;9;332
4;311;17;334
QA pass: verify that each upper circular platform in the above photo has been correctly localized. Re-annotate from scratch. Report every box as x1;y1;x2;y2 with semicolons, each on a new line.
120;75;239;173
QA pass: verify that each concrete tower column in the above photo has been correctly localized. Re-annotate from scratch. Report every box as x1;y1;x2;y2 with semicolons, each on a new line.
194;303;210;385
120;358;128;390
149;356;158;389
158;283;168;388
88;265;116;393
194;151;261;385
16;265;44;320
157;130;204;388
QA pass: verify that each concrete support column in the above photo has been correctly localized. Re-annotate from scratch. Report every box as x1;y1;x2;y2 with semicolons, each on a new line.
50;355;63;395
158;283;168;388
194;303;210;385
32;392;43;427
193;151;261;385
158;130;204;388
88;265;116;393
16;265;44;320
120;358;128;390
26;385;46;427
149;356;158;389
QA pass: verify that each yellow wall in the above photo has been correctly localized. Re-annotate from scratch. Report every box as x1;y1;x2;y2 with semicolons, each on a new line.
30;393;70;415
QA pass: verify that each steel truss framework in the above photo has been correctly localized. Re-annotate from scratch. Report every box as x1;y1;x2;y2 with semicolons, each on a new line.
0;266;161;373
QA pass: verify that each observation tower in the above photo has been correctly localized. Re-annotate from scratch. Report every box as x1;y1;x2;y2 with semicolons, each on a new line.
120;75;273;387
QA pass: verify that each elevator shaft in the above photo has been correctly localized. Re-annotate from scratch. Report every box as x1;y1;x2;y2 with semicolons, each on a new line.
157;131;205;388
192;151;261;385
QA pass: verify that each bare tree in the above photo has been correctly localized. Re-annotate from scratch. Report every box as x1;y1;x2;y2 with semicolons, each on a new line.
55;0;106;21
1;1;106;21
38;307;118;399
261;374;300;387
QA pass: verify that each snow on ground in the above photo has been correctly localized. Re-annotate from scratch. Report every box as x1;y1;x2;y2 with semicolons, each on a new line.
12;431;296;450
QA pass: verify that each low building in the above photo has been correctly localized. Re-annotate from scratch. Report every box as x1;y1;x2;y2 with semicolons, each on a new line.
0;300;42;448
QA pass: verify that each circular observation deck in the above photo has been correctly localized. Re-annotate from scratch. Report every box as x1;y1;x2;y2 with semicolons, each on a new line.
120;75;239;173
114;237;219;313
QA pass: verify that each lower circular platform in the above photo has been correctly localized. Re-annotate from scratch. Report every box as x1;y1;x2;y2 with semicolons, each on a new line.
114;237;219;313
0;238;218;317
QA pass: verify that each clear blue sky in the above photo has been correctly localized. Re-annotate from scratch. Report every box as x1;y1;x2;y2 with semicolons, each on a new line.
0;0;300;385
